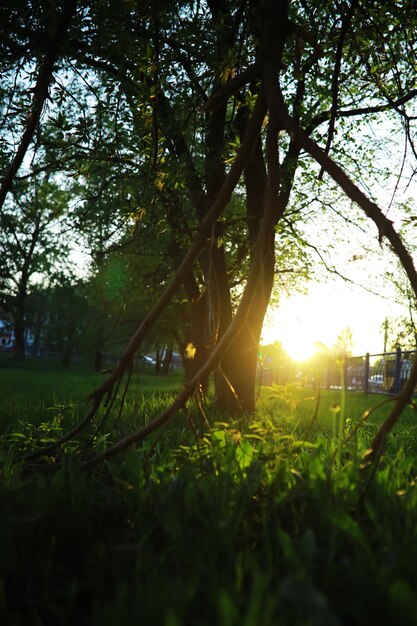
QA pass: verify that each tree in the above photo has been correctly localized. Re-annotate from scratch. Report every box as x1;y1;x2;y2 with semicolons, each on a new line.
1;0;301;407
44;279;88;365
2;0;417;469
333;327;353;358
0;0;77;208
0;176;71;358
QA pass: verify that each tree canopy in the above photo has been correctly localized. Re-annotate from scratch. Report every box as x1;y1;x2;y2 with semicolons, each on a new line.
1;0;417;464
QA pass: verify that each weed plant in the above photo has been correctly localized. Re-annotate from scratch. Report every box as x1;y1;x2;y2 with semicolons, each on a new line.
1;363;417;625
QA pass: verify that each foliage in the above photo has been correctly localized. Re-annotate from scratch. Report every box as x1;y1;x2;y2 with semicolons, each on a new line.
0;176;72;357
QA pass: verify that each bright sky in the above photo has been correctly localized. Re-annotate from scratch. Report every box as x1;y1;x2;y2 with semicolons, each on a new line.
261;116;417;362
262;278;406;361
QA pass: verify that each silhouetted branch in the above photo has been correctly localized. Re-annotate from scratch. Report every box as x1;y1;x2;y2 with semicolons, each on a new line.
309;89;417;132
86;89;284;466
27;92;268;460
0;0;77;210
269;85;417;476
319;0;358;178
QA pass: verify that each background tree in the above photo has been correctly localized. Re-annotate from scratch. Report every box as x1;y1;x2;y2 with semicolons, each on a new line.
333;327;354;358
0;176;71;358
43;278;87;366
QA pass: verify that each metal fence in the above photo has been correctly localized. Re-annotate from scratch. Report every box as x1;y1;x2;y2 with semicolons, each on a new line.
259;347;417;395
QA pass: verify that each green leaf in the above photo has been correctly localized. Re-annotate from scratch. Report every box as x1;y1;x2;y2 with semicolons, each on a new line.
235;439;253;469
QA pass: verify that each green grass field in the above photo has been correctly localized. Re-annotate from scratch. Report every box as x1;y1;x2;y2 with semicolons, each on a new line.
1;359;417;625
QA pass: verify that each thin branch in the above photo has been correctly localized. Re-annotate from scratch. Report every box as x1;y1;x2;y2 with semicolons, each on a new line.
85;98;282;466
309;89;417;133
319;0;358;178
270;86;417;473
27;93;268;460
0;0;77;211
343;397;395;447
387;125;408;214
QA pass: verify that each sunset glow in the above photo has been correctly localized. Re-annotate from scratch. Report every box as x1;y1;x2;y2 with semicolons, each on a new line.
261;281;405;361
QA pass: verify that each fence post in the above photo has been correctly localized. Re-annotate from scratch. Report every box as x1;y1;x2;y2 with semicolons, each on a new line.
394;346;402;394
364;352;370;394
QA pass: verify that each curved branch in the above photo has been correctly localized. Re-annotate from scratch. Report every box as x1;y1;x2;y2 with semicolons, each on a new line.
26;93;267;460
86;95;281;467
308;89;417;133
319;0;358;177
201;62;260;113
0;0;77;211
268;85;417;468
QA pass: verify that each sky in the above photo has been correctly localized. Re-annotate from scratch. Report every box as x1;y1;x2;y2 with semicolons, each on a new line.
261;277;406;361
260;112;417;362
261;196;412;361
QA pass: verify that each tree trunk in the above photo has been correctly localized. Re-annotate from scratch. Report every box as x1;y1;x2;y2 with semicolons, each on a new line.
204;91;238;409
155;347;162;374
218;233;275;413
182;273;210;390
13;295;26;360
213;111;270;414
32;307;45;357
13;316;25;359
161;346;173;375
209;239;235;408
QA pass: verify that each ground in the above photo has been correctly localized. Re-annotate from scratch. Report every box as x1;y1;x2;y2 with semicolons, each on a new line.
1;359;417;625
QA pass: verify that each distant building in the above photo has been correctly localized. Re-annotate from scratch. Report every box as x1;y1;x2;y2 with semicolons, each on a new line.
0;319;14;352
0;319;38;355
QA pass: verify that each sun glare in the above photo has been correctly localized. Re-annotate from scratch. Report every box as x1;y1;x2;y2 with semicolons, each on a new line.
261;282;402;360
283;336;318;362
262;318;319;362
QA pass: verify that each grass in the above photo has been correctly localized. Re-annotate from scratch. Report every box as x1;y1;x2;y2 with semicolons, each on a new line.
0;356;185;435
261;382;417;455
1;359;417;625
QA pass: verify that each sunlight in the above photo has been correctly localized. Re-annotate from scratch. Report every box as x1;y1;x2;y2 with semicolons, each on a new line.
282;336;318;362
262;322;318;362
261;281;404;359
262;286;347;357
